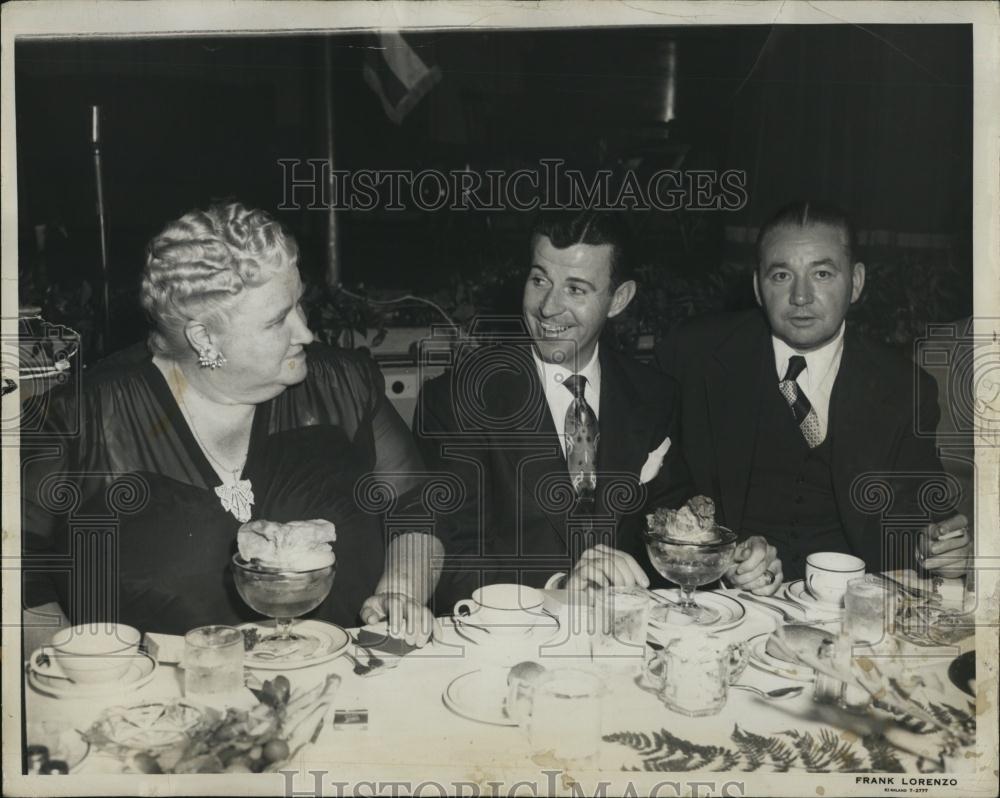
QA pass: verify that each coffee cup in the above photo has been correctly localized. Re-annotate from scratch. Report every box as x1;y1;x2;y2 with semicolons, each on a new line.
805;553;865;606
33;623;141;684
453;584;545;634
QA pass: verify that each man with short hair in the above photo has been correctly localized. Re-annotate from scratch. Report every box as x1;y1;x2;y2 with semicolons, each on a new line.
656;201;971;580
416;210;781;602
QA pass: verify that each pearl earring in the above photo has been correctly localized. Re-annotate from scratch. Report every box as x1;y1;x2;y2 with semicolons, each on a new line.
198;349;227;369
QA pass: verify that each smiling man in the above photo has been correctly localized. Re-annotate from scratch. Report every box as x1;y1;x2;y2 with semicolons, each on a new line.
656;201;971;580
415;211;696;602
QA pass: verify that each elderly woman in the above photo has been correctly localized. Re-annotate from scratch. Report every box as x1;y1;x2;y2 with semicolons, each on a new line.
22;202;441;649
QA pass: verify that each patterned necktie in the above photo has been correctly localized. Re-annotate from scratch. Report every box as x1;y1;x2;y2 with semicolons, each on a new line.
778;355;824;448
563;374;598;498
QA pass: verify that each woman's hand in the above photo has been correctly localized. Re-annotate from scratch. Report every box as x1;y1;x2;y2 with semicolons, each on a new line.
360;591;438;647
723;535;783;595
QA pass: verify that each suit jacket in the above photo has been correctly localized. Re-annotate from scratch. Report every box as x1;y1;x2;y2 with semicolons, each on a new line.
655;310;952;573
414;342;692;605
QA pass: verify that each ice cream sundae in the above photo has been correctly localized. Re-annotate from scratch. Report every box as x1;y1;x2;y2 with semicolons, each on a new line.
644;496;737;624
647;495;721;543
236;519;336;571
232;520;338;657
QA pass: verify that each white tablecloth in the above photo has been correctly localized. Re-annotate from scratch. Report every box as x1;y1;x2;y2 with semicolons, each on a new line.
24;588;977;777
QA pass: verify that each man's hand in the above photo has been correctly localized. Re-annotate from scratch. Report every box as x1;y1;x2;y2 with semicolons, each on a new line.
723;535;783;595
360;591;439;647
565;544;650;592
917;514;972;578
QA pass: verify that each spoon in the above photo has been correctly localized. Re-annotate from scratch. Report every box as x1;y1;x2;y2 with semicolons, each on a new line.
732;684;804;701
349;635;386;670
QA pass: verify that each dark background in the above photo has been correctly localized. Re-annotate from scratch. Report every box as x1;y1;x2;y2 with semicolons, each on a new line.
15;25;972;358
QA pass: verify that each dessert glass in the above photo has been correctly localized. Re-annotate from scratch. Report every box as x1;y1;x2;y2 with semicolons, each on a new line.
644;527;737;625
232;553;335;657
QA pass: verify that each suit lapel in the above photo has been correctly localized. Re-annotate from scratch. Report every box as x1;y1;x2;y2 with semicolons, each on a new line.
596;347;647;520
707;314;771;530
829;333;895;521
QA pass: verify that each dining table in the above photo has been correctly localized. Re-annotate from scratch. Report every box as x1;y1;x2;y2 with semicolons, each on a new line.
22;573;981;790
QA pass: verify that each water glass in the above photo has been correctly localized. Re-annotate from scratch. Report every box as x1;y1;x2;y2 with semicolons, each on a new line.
844;576;890;643
589;587;651;673
183;625;244;700
521;668;605;767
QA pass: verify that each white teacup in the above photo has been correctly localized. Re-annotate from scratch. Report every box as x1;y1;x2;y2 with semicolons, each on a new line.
805;553;866;606
453;584;545;634
34;623;141;684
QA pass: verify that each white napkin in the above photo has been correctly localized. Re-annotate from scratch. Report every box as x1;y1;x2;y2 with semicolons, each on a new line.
639;436;671;484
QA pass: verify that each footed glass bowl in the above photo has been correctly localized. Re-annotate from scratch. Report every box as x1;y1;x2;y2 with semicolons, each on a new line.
644;528;737;625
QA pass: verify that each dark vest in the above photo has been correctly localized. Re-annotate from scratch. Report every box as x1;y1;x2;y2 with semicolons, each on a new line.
741;378;851;581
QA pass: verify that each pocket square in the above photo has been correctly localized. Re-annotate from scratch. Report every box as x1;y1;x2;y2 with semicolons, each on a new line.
639;436;671;484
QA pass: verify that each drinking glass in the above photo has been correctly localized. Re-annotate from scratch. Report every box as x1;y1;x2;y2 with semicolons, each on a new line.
844;575;890;643
588;587;651;673
183;625;244;699
520;668;605;767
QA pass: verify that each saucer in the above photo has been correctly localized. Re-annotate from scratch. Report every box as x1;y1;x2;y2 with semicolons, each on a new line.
441;614;562;665
442;669;517;727
785;580;844;615
238;619;349;670
647;590;746;633
27;650;157;700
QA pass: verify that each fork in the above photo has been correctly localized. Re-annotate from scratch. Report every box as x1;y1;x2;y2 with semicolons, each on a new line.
343;649;376;677
760;591;810;613
738;592;799;624
874;573;942;603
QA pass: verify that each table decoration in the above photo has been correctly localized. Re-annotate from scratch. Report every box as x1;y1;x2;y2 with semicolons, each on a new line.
604;699;975;773
81;672;340;773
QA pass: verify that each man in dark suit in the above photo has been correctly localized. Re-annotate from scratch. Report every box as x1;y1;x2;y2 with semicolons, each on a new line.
656;201;971;581
415;211;781;602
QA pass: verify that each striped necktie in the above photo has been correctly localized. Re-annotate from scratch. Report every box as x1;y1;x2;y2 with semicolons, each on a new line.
563;374;598;498
778;355;824;448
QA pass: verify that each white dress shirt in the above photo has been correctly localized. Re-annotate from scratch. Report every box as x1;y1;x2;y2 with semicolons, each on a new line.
532;344;601;459
771;323;845;442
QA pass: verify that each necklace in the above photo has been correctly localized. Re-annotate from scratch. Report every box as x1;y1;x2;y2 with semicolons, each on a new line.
172;366;255;523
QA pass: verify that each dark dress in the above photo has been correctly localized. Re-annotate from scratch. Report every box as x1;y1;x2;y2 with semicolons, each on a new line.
21;342;429;635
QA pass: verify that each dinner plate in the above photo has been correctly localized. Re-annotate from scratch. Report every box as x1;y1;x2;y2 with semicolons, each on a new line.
785;580;844;616
747;632;817;682
647;590;746;633
948;650;975;697
238;619;349;670
442;669;517;727
27;651;158;700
